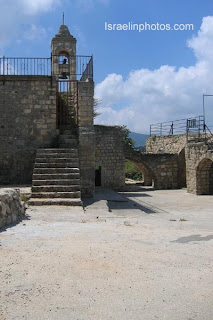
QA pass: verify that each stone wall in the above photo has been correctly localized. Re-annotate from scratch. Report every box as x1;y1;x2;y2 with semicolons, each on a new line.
95;125;125;188
78;80;95;197
0;76;58;184
146;134;187;154
125;146;179;189
78;127;95;197
78;80;94;127
0;188;25;228
146;134;188;188
186;142;213;194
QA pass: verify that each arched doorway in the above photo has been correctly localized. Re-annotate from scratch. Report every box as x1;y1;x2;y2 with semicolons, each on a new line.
178;148;186;188
125;159;153;187
196;158;213;195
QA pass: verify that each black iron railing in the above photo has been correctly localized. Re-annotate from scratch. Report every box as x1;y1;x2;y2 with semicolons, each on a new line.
0;55;93;80
0;57;51;76
204;124;213;150
150;116;205;137
52;54;93;80
80;55;93;81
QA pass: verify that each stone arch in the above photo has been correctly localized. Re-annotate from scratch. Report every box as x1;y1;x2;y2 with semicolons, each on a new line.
196;158;213;195
125;158;154;187
178;148;186;188
54;46;74;56
58;49;70;64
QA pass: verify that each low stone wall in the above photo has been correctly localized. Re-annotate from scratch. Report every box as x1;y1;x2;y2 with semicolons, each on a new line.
125;146;179;189
186;143;213;194
0;189;25;228
95;125;125;188
146;134;187;154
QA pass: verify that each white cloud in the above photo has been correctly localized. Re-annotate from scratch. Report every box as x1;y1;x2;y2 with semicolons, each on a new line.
23;24;47;41
95;16;213;133
22;0;60;14
0;0;60;47
77;0;109;10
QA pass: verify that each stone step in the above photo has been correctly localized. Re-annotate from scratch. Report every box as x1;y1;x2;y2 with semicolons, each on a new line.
33;168;79;174
34;163;79;168
36;148;78;154
35;158;79;164
63;130;77;135
30;145;81;206
33;173;80;180
60;134;77;139
32;185;81;193
36;152;78;158
60;136;77;142
31;191;81;199
59;144;78;148
33;179;80;186
28;198;82;206
59;142;78;148
59;138;78;145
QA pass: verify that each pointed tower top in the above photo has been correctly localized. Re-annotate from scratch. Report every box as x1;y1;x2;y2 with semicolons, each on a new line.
52;24;76;42
58;25;71;36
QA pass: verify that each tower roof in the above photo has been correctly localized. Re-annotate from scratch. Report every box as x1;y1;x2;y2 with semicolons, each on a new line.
52;24;76;42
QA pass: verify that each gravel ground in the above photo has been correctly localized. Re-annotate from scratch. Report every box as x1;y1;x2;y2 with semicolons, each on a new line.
0;187;212;320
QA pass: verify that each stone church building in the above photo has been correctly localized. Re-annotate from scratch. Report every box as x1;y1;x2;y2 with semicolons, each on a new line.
1;24;212;204
0;24;125;205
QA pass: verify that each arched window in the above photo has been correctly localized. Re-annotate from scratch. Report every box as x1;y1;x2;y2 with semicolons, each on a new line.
58;50;69;65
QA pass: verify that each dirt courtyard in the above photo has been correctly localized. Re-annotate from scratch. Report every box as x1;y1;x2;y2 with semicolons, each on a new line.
0;187;213;320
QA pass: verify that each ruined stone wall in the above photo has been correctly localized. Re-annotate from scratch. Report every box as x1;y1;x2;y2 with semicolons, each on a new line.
0;76;58;184
0;188;25;228
146;134;188;188
146;134;187;154
186;142;213;194
95;126;125;188
78;80;94;127
78;81;95;197
125;146;179;189
78;127;95;197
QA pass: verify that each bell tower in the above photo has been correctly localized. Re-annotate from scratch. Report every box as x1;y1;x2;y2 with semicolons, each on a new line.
51;24;77;80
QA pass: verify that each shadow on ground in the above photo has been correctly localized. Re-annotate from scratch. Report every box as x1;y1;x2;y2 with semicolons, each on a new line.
172;234;213;243
83;187;166;215
0;213;31;233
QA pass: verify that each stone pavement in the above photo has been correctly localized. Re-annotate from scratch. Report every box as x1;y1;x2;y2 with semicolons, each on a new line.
0;187;212;320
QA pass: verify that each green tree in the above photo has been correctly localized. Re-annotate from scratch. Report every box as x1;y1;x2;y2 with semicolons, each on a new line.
123;126;135;147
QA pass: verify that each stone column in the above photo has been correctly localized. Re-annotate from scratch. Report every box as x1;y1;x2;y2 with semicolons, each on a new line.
78;80;95;197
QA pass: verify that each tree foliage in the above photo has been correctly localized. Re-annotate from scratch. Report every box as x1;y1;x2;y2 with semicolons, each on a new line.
125;160;142;181
123;126;135;147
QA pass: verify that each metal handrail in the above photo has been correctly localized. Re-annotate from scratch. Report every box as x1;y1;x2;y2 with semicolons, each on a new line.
0;56;51;76
150;115;205;137
204;124;213;150
0;55;93;80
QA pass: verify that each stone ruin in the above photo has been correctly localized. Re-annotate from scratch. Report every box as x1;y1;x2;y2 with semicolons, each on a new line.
0;24;212;206
0;24;126;205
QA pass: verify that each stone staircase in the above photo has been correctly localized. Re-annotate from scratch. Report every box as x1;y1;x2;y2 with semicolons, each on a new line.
29;130;82;206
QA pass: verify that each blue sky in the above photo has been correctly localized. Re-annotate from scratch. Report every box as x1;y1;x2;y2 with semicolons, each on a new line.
1;0;213;133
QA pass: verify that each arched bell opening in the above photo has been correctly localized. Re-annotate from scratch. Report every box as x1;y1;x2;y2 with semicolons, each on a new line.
58;50;70;79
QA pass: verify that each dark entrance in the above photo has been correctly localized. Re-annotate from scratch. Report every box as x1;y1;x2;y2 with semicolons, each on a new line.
56;80;78;131
196;158;213;195
178;148;186;188
95;166;102;186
